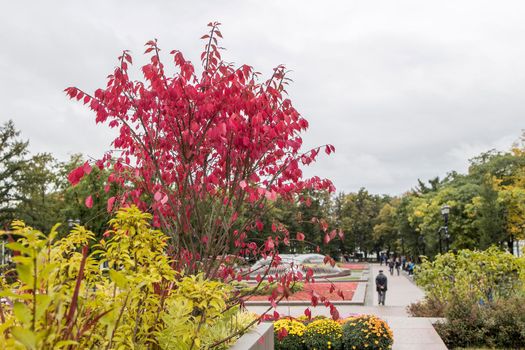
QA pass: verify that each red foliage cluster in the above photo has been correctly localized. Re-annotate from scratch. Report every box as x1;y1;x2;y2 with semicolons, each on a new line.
66;22;339;317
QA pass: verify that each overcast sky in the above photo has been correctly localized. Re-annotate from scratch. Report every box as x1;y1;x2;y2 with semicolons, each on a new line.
1;1;524;195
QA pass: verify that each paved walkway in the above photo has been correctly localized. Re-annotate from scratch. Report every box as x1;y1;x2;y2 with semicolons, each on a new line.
368;263;425;312
246;263;447;350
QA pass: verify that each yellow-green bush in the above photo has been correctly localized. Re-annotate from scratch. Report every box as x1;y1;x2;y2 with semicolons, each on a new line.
0;206;254;349
415;247;525;304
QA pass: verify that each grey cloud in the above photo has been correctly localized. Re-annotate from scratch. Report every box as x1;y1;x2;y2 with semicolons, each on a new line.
1;0;524;195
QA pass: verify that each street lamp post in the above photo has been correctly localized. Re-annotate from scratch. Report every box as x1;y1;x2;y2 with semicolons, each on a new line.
441;205;450;252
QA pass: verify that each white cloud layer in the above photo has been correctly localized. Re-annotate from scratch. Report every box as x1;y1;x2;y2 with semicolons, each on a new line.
1;0;524;195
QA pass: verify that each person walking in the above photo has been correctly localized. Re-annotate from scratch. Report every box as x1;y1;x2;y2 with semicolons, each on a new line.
395;258;401;276
375;270;388;305
388;259;394;276
408;261;415;276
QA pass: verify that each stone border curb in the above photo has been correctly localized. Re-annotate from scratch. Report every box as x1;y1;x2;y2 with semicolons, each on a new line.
230;322;273;350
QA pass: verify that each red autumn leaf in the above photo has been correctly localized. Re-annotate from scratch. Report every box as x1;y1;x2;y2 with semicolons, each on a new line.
304;307;311;319
265;237;274;250
320;219;329;232
330;305;340;320
68;165;85;186
85;195;93;208
83;161;92;175
306;268;314;281
107;196;116;212
277;326;288;340
337;289;345;300
310;293;318;307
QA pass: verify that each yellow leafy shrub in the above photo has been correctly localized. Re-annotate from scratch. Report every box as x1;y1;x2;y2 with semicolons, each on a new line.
0;206;254;349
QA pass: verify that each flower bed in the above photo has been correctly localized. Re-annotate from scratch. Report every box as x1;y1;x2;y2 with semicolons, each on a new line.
248;282;358;302
274;315;393;350
339;263;369;270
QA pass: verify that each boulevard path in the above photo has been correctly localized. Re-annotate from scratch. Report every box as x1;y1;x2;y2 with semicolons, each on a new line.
246;263;447;350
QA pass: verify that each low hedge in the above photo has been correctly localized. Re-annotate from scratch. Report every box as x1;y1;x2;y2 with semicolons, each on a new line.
434;294;525;349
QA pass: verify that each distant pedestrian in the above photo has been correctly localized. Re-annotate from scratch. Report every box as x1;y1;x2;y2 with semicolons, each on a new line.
388;259;394;276
375;270;388;305
408;261;415;276
395;258;401;276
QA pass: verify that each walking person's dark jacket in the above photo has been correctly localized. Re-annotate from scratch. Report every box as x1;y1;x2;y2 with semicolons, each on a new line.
375;272;388;292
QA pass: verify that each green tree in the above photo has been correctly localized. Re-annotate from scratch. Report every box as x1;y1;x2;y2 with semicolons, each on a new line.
373;199;400;255
0;120;29;228
339;189;383;259
14;153;62;231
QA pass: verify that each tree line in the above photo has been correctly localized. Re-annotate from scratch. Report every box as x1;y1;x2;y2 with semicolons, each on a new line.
252;138;525;259
2;120;524;259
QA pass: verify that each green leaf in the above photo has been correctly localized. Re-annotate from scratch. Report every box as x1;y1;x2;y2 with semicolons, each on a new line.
6;242;32;255
48;223;61;243
0;289;20;298
109;269;128;289
54;340;79;348
35;294;51;320
16;263;34;286
11;326;36;349
13;302;32;325
38;263;58;285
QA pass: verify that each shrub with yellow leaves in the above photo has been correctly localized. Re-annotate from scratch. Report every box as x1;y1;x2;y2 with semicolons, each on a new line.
0;206;254;350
